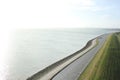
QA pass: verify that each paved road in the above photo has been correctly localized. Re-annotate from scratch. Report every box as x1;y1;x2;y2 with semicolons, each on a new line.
52;34;108;80
28;34;97;80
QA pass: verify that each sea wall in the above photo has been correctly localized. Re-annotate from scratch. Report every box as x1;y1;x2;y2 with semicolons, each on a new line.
27;39;95;80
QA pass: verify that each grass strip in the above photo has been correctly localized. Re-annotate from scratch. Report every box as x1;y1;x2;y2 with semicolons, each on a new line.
78;32;120;80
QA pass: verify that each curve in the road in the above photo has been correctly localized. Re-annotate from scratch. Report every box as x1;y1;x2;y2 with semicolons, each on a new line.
52;34;109;80
27;34;108;80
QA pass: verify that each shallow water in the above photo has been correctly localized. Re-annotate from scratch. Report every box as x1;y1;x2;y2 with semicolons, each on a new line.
0;28;118;80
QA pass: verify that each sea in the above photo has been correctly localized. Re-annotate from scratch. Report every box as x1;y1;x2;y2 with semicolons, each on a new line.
0;28;119;80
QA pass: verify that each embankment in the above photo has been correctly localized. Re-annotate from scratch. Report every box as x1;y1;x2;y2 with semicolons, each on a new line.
27;38;97;80
78;32;120;80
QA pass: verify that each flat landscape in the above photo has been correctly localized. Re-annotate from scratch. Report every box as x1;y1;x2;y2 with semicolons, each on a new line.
27;32;120;80
78;32;120;80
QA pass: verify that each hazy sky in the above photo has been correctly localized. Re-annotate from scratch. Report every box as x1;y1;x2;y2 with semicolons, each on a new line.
0;0;120;29
0;0;120;67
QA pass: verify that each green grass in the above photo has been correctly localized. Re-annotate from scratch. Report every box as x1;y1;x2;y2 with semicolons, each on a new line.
78;32;120;80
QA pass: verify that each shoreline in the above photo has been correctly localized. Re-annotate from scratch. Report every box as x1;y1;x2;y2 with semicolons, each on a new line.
27;38;97;80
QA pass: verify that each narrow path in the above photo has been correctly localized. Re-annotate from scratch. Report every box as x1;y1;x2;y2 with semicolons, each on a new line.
52;34;108;80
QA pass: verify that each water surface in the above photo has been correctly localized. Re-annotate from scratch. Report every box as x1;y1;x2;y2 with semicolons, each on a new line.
0;28;118;80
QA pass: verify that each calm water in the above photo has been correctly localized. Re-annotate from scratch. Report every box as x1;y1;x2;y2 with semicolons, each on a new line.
0;28;118;80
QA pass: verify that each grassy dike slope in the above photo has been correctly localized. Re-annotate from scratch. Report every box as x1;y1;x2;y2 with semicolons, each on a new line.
78;32;120;80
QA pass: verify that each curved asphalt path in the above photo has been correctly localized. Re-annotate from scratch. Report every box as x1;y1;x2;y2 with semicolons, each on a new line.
52;34;109;80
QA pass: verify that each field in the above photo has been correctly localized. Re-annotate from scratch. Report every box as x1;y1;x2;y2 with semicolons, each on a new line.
78;32;120;80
